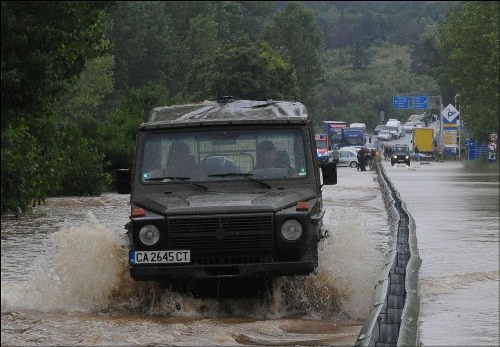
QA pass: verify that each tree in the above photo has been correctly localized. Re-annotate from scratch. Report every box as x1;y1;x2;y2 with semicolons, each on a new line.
434;1;499;141
185;39;300;102
264;2;323;105
1;1;114;214
107;1;177;92
1;1;113;128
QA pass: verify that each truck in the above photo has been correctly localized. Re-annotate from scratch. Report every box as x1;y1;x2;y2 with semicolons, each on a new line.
322;121;348;148
412;127;435;160
341;127;365;147
115;98;337;296
321;121;365;148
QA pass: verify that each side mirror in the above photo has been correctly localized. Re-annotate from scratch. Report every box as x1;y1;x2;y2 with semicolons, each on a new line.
116;169;131;194
321;162;337;185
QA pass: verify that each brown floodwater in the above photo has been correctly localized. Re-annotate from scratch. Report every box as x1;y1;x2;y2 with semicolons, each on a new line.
1;167;389;346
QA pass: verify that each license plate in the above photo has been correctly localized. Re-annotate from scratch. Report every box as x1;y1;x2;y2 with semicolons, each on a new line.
129;250;191;264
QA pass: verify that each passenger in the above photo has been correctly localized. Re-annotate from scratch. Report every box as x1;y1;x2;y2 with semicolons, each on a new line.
149;141;199;179
414;146;420;161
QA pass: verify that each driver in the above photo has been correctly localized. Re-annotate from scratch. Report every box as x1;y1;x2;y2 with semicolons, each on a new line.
254;140;280;169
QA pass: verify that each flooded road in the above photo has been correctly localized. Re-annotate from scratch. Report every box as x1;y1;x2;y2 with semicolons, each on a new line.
1;167;389;346
382;160;499;345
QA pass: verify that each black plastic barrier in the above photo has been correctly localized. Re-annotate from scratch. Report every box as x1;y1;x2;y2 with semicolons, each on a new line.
355;162;422;346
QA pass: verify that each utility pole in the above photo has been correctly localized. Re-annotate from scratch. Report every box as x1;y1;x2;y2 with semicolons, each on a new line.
438;95;443;160
454;94;461;160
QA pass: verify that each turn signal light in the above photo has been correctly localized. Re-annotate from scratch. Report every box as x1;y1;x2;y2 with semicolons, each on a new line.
296;201;309;211
131;208;145;217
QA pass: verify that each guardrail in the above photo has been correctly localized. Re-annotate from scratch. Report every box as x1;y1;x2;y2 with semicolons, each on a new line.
355;161;422;346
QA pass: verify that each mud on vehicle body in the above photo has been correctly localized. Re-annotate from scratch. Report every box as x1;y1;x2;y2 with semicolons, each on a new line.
116;98;337;286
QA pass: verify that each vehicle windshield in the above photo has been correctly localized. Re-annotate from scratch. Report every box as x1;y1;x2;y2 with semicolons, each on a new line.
315;140;327;149
405;122;414;126
387;126;398;131
394;146;410;154
140;128;308;183
380;130;390;134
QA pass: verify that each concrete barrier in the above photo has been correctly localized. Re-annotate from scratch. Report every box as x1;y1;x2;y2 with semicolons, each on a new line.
355;162;422;346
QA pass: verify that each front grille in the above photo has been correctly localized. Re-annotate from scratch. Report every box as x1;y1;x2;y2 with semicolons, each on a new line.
167;214;274;258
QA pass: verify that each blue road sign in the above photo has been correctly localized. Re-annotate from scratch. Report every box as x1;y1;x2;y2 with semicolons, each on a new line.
412;95;428;109
393;96;409;109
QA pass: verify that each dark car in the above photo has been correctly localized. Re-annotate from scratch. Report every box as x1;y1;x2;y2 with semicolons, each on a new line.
115;98;338;294
391;144;411;166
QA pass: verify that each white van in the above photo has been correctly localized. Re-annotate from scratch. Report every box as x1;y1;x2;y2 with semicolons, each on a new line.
386;120;404;138
349;122;366;130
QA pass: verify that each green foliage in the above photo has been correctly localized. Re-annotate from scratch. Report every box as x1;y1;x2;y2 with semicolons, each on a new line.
55;55;115;122
58;131;111;197
102;83;169;171
1;1;114;128
1;1;114;214
1;120;47;215
264;2;323;104
107;2;177;91
185;39;300;101
434;1;499;141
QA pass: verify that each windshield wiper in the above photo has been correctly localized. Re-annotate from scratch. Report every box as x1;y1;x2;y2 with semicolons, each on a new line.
144;176;208;191
207;173;272;189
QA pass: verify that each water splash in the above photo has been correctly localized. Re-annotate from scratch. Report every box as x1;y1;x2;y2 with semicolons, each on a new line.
1;212;142;313
2;209;383;320
274;209;384;320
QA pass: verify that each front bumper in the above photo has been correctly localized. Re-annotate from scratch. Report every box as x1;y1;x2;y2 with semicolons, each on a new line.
391;156;410;164
130;259;317;281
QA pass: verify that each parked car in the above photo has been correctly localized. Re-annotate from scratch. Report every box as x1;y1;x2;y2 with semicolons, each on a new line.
391;144;411;166
377;129;392;141
342;145;362;153
338;149;359;168
403;122;415;133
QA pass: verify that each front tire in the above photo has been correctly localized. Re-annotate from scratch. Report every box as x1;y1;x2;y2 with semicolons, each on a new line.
350;161;358;168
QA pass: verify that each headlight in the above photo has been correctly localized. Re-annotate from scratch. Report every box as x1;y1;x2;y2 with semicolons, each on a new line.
280;219;303;241
139;224;160;246
393;155;397;158
405;156;409;159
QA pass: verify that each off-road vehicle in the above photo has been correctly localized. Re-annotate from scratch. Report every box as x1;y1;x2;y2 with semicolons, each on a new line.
116;98;337;292
391;144;411;166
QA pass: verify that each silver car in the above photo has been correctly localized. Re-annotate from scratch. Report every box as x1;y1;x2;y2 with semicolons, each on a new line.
338;149;359;168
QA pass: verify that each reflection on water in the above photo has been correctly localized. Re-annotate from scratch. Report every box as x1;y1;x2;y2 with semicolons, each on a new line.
1;171;388;345
383;161;499;345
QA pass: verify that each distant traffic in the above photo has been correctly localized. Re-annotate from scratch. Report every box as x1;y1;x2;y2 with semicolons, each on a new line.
315;113;438;169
